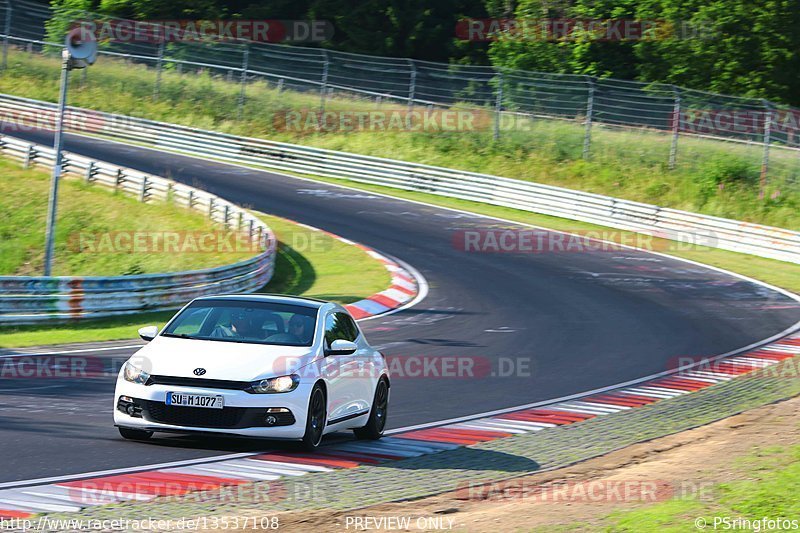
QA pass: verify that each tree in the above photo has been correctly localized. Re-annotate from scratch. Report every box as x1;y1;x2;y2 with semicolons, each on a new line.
485;0;800;105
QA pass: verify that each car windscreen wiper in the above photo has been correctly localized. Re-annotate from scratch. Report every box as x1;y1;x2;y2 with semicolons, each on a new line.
160;332;194;339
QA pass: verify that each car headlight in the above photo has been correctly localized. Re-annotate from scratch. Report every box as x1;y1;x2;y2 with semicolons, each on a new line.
123;362;150;385
247;374;300;394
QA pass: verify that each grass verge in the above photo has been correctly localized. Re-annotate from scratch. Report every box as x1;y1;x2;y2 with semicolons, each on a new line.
588;445;800;532
0;212;390;348
2;49;798;229
0;156;254;276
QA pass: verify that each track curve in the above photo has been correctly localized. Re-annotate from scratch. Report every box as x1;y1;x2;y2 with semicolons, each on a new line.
1;126;799;484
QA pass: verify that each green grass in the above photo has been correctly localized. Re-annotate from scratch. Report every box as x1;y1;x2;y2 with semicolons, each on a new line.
0;212;390;348
0;157;253;275
579;445;800;532
2;49;799;229
253;213;390;303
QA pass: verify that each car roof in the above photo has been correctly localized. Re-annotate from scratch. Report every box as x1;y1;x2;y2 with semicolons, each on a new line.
192;294;330;310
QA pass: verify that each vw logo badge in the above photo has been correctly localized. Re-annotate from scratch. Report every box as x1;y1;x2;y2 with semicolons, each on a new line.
193;368;207;376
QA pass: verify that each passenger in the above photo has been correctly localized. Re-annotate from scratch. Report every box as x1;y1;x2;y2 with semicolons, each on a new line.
288;314;313;344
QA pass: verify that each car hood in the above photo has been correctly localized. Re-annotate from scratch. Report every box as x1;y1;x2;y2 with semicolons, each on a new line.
130;336;316;381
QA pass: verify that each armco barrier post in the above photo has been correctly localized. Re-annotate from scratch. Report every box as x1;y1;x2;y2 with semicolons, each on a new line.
493;72;504;141
583;76;594;160
84;161;95;182
139;176;148;202
237;43;249;121
668;86;681;170
759;99;773;199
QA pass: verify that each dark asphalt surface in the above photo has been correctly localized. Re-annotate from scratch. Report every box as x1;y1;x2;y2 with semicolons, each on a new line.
1;127;799;484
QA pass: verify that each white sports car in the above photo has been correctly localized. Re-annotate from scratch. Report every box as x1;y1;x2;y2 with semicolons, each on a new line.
114;295;390;450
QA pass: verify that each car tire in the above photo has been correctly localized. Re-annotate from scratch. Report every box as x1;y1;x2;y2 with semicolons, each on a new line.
300;383;327;451
354;378;389;440
118;427;153;441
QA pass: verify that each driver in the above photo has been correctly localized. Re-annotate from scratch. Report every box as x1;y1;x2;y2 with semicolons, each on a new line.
211;309;263;339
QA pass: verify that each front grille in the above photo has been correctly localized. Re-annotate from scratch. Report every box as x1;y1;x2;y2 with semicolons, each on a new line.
137;399;295;429
143;401;246;428
146;375;251;391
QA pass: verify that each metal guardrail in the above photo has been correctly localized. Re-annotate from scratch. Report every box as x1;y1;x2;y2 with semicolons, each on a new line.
2;93;797;265
0;132;276;323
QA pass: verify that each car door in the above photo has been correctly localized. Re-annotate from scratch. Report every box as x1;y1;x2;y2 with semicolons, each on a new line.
337;311;375;410
321;311;372;423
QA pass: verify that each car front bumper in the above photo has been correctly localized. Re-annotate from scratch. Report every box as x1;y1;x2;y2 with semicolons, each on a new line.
113;379;311;439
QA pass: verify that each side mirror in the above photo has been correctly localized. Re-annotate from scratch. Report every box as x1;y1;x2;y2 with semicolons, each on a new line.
326;339;357;356
138;326;158;342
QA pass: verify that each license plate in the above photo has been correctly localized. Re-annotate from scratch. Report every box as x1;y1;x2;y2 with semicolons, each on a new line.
166;392;224;409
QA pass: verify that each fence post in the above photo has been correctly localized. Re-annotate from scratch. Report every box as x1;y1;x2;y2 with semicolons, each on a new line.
583;76;594;160
139;176;148;202
84;161;95;182
2;1;11;72
237;44;249;120
407;59;416;112
759;99;773;200
668;85;681;170
319;50;329;113
153;40;165;101
493;72;504;141
23;144;34;168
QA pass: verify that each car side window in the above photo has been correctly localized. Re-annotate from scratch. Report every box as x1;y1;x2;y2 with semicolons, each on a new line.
324;312;359;346
338;313;359;341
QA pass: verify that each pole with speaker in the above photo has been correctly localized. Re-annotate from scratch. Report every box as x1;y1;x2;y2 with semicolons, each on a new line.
43;27;97;276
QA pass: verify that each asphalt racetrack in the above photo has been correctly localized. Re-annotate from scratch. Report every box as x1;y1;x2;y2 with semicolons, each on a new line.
1;126;799;484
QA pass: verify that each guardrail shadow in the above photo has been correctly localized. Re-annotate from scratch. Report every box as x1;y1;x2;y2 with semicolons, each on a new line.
257;242;316;295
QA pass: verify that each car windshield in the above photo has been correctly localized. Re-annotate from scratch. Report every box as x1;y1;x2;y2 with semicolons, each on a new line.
161;300;318;346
